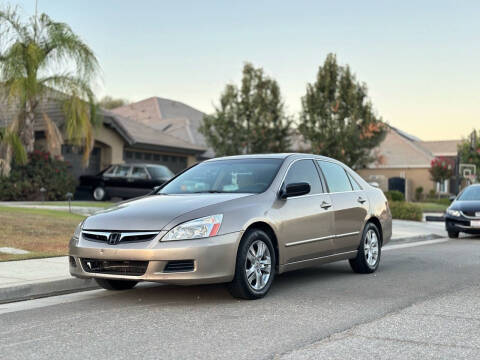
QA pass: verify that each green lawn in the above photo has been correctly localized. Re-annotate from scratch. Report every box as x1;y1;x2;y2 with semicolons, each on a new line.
0;206;86;261
414;202;448;213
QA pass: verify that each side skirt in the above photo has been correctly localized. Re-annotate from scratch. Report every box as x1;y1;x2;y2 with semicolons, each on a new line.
279;250;357;273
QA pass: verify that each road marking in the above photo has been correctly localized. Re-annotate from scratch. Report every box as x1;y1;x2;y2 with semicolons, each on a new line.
384;238;449;251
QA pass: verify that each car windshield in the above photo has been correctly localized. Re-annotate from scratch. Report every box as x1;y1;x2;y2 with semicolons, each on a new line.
457;186;480;201
147;165;174;179
159;158;283;194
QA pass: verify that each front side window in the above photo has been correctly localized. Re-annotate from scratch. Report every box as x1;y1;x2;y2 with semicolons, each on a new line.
318;161;353;193
159;159;283;194
103;166;117;176
283;159;323;194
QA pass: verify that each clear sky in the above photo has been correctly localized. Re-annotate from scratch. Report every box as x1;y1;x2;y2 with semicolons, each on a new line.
8;0;480;141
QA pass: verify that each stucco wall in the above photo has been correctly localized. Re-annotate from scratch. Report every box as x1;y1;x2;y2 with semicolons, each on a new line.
94;125;126;168
357;167;435;201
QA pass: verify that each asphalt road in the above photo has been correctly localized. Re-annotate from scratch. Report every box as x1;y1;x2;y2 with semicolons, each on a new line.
1;237;480;360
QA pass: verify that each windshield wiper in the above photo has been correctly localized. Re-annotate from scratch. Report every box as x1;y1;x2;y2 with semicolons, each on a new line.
193;190;229;194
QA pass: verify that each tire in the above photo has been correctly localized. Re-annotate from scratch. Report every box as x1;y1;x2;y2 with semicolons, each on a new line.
448;231;459;239
349;222;381;274
95;278;138;290
93;186;106;201
227;229;276;300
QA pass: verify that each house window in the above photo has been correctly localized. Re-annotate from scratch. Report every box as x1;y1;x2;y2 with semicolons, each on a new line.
144;153;152;161
153;154;160;161
437;180;449;193
125;151;133;159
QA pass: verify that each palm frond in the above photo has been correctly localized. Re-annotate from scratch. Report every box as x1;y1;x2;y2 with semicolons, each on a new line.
43;112;64;157
39;13;100;81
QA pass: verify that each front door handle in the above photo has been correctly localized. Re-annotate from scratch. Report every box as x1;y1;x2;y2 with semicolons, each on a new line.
320;201;332;209
357;196;366;204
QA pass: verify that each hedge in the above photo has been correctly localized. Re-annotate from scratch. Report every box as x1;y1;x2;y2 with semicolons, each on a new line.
389;201;423;221
0;150;77;201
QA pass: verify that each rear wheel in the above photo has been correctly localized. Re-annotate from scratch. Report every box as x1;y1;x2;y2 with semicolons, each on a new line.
349;223;381;274
228;229;276;300
95;278;138;290
448;231;459;239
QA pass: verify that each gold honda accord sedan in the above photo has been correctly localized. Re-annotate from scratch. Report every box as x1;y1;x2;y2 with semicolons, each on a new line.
69;154;392;299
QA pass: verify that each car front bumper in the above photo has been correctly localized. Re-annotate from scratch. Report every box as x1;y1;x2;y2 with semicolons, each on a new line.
445;215;480;234
69;231;243;285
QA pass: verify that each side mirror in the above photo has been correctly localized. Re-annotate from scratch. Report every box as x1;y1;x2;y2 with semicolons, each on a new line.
449;195;456;203
150;186;161;195
280;182;311;199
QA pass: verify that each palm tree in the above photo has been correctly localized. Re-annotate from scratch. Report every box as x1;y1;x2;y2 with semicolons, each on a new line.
0;6;100;175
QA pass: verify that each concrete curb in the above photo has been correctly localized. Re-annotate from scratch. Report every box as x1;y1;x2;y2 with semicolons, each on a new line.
389;233;443;244
0;277;99;304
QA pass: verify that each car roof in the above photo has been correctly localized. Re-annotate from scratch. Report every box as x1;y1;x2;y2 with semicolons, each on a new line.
110;163;168;167
205;153;341;163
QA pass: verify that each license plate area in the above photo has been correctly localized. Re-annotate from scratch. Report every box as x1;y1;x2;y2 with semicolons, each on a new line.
471;220;480;228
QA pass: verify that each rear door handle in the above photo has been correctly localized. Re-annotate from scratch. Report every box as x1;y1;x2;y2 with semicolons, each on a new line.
321;201;332;209
357;196;366;204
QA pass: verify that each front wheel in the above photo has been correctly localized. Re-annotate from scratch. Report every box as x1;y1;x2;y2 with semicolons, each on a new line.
448;231;459;239
349;223;381;274
95;278;138;290
93;186;106;201
227;229;276;300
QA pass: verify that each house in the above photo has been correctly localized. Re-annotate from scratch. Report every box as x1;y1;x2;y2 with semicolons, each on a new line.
110;97;214;159
356;126;462;200
0;94;209;179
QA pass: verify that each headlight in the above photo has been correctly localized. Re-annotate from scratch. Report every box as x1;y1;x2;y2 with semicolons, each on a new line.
73;220;84;240
447;209;461;217
163;214;223;241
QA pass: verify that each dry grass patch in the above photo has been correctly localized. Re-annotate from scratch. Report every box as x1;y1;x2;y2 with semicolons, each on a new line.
0;206;85;261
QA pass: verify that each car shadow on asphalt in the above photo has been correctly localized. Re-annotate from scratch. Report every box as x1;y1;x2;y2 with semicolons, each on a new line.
88;262;356;306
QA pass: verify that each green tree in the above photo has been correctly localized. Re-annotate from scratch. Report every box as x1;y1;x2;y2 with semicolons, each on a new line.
458;130;480;181
200;63;292;156
99;95;129;109
298;53;386;168
0;6;100;174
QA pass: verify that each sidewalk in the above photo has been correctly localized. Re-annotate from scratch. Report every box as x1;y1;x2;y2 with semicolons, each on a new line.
0;257;97;303
0;220;445;303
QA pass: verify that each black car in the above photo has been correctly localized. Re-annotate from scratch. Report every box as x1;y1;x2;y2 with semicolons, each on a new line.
79;164;174;201
445;184;480;238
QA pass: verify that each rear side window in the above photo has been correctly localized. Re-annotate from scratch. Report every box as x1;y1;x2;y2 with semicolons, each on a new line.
284;160;323;194
115;165;131;177
317;161;353;193
131;166;149;179
347;172;362;191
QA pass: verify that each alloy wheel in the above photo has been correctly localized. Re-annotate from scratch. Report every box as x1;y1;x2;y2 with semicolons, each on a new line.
364;229;379;267
245;240;272;290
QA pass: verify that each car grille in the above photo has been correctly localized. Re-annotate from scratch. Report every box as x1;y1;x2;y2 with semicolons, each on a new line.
461;211;480;218
82;231;158;244
81;258;148;276
164;260;195;273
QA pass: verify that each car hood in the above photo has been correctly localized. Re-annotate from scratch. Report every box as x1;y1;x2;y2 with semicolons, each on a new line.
83;193;251;231
450;200;480;212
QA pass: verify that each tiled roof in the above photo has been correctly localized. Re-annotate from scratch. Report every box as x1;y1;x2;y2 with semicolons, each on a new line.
102;110;205;153
0;94;205;154
111;97;214;158
420;140;462;156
